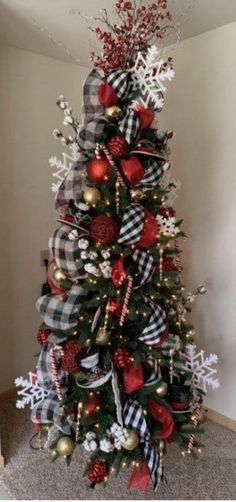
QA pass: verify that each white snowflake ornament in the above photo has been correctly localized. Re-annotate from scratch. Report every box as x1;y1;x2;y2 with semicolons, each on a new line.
15;372;49;410
184;344;219;393
156;214;179;236
49;142;80;193
131;46;174;111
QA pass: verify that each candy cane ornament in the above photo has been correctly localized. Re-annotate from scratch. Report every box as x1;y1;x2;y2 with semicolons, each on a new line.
187;402;201;453
49;344;64;400
119;275;133;326
95;143;126;189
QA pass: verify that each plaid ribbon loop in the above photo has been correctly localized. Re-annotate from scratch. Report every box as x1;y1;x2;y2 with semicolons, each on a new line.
123;398;159;491
55;157;87;215
119;107;140;145
132;249;155;288
135;157;168;192
118;203;144;244
138;299;167;346
49;224;84;281
36;284;87;331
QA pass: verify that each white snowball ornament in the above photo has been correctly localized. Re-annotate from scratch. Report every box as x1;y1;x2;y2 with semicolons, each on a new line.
83;431;97;452
80;251;88;260
78;239;89;250
99;438;114;453
101;249;111;259
88;251;98;260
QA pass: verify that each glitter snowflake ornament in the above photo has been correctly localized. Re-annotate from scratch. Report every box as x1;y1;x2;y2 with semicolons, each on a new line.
184;344;219;393
132;46;175;111
15;372;49;409
49;142;80;193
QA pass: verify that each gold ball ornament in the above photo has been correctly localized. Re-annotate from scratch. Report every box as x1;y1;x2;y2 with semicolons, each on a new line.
121;429;139;451
105;106;122;122
83;187;101;206
56;436;75;457
95;327;111;346
53;267;67;284
156;381;168;398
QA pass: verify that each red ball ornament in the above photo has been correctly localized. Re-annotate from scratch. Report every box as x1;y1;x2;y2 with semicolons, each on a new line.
88;461;109;484
134;105;155;129
37;324;50;345
84;396;101;415
120;155;145;185
87;158;110;183
113;348;132;369
98;82;119;107
62;340;80;374
107;135;128;157
90;215;119;244
136;209;158;248
157;256;176;273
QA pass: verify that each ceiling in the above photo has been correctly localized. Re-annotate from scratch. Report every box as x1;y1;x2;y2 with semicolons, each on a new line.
0;0;236;67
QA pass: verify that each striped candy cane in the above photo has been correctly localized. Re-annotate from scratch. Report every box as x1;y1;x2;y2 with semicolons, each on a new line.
119;276;133;326
49;345;64;400
95;143;126;189
187;402;201;453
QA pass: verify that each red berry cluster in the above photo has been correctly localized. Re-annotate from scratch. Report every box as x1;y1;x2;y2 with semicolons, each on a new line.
90;1;172;72
88;461;108;484
37;324;50;345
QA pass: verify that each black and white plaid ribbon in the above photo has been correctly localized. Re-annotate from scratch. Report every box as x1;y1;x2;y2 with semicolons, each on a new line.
132;249;155;288
123;398;159;491
118;203;144;245
119;108;140;145
49;224;84;281
55;157;87;215
106;69;132;100
36;284;87;331
135;158;169;192
145;354;160;386
138;299;167;346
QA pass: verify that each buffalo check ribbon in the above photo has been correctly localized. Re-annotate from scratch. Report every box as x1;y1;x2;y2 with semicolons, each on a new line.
138;299;167;346
123;398;160;491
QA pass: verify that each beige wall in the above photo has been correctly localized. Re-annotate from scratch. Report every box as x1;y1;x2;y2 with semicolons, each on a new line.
161;21;236;420
1;19;236;421
0;44;88;392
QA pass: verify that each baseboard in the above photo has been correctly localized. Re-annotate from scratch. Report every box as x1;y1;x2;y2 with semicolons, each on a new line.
0;388;17;401
208;408;236;432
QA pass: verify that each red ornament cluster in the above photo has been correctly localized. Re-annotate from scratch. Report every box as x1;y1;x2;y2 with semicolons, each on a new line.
113;348;132;369
88;461;109;484
62;340;80;374
90;0;172;72
90;215;119;244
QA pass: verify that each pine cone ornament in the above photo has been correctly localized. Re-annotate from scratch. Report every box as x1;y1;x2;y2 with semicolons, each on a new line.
37;324;50;345
87;461;109;484
113;348;131;369
107;135;128;157
62;340;80;374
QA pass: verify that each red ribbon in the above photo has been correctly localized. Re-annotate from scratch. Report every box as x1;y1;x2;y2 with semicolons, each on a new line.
124;363;144;393
148;399;174;439
128;460;150;492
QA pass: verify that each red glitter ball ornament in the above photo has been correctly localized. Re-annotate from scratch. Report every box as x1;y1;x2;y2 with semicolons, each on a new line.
107;135;128;157
107;300;123;318
113;348;132;369
88;461;109;484
90;215;119;244
84;396;101;415
62;340;80;374
87;157;110;183
37;324;50;345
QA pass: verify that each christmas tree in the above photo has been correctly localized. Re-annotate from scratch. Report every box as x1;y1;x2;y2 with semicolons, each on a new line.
16;0;219;492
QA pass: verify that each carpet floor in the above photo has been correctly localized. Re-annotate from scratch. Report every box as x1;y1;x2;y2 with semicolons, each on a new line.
0;401;236;500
